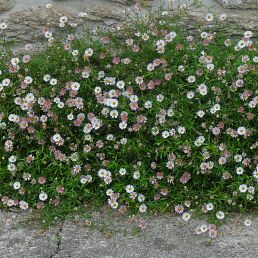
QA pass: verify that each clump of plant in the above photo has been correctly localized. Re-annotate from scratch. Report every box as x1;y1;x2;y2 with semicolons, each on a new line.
0;2;257;237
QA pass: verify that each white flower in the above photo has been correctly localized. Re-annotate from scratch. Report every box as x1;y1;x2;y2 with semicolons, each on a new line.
144;101;152;109
178;65;185;72
129;95;138;102
71;82;80;91
162;131;170;138
187;75;196;83
116;80;125;89
139;204;147;213
200;224;208;233
8;155;17;163
119;122;127;130
177;126;186;134
200;32;208;39
39;192;48;201
244;31;253;38
239;184;247;193
45;31;52;39
43;74;51;82
216;211;225;220
13;181;21;190
67;113;74;120
214;104;221;111
59;16;68;23
197;110;205;118
253;167;258;179
187;91;195;99
206;202;214;211
106;189;113;196
151;127;159;136
126;184;134;193
19;201;29;210
94;87;102;95
119;168;126;175
108;99;118;108
0;22;7;30
157;94;164;102
133;171;140;179
7;163;16;172
182;212;191;221
2;78;11;86
236;167;244;175
10;58;20;66
84;48;93;57
138;194;145;202
57;102;64;108
53;133;61;142
234;154;242;162
120;138;127;145
167;109;174;117
219;13;227;21
237;127;246;135
244;219;252;227
205;13;214;22
147;63;155;71
108;110;117;119
49;78;57;85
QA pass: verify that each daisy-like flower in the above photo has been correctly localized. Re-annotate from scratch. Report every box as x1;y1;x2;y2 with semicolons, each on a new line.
206;202;214;211
8;155;17;163
139;204;147;213
19;201;29;210
187;91;195;99
244;219;252;227
219;13;227;21
53;133;62;142
43;74;51;82
205;13;214;22
126;184;134;193
177;126;186;134
244;31;253;38
39;192;48;201
162;131;170;139
71;82;80;91
234;154;242;162
237;127;246;135
236;167;244;175
59;16;68;23
119;168;126;176
187;75;196;83
200;224;208;233
138;194;145;202
182;212;191;221
239;184;248;193
84;48;93;57
216;211;225;220
2;78;11;87
0;22;7;30
49;78;57;85
209;229;217;239
13;181;21;190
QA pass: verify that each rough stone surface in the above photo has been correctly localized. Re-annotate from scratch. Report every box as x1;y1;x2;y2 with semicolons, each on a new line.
216;0;258;9
0;0;257;48
0;209;258;258
0;0;15;11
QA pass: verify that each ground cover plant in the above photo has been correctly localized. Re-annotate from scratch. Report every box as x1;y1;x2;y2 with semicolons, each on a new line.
0;2;257;238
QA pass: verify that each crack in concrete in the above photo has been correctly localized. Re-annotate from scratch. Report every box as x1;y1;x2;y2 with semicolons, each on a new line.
50;221;65;258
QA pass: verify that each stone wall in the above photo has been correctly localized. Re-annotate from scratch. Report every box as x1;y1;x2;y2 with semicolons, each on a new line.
0;0;257;48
